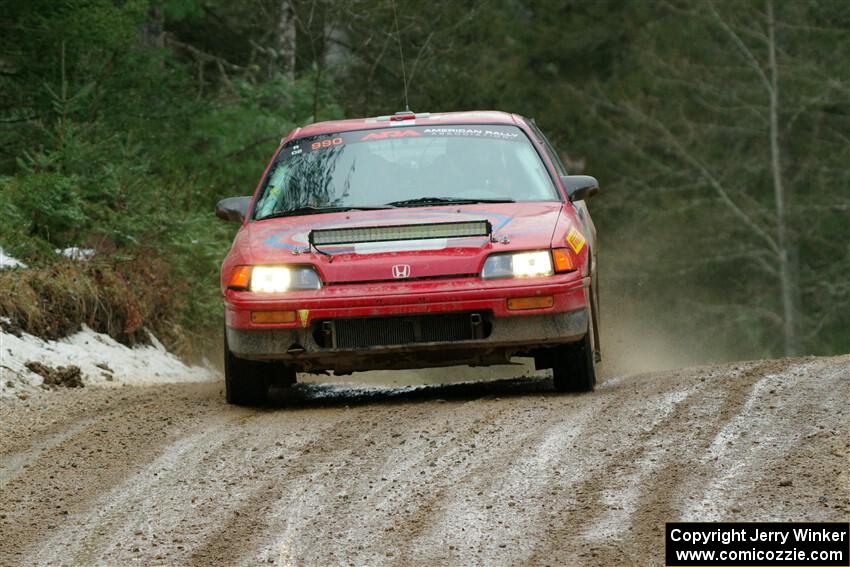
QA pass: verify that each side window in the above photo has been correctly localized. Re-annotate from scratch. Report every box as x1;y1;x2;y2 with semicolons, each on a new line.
528;118;590;220
527;119;568;175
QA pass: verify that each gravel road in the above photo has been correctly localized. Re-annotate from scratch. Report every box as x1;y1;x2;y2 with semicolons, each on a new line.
1;355;848;566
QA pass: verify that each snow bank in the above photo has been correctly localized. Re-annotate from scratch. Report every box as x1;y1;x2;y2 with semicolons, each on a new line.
1;244;98;267
56;247;95;261
0;323;215;396
0;246;26;269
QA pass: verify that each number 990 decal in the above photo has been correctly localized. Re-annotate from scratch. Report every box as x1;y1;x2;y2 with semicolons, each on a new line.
311;137;343;151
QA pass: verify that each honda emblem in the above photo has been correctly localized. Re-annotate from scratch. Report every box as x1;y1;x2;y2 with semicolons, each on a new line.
392;264;411;279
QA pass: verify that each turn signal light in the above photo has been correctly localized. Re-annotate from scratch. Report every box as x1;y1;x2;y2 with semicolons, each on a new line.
228;265;252;290
552;249;576;273
251;311;297;324
507;296;555;310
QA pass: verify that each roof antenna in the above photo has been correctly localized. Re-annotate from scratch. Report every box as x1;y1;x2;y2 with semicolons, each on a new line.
390;0;410;112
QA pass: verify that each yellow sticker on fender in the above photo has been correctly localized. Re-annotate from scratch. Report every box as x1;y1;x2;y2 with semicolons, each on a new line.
566;228;586;254
297;309;310;328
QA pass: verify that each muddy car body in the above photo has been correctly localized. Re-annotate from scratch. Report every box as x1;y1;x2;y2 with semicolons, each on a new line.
217;111;600;405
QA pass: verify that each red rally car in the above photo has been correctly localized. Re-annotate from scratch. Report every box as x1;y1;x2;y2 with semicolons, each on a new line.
216;110;601;405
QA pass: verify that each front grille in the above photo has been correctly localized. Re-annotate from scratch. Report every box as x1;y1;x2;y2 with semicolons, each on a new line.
315;312;489;349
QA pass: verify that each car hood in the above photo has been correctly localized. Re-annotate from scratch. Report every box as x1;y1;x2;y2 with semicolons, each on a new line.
238;202;564;284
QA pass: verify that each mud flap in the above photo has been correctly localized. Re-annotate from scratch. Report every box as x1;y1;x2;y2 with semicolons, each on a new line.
590;283;602;363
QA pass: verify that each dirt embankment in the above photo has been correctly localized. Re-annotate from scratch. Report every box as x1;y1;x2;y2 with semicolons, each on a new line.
1;355;848;566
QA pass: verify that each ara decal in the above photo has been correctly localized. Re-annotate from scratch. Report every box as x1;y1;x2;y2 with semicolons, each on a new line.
360;130;420;141
566;227;586;254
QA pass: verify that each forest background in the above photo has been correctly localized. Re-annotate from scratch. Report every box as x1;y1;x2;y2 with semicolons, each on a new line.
2;0;848;363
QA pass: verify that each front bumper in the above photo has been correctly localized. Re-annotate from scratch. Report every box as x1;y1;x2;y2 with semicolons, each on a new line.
226;310;587;371
224;273;589;371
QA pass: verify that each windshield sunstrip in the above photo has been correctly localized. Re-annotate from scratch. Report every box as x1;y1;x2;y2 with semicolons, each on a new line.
282;124;526;159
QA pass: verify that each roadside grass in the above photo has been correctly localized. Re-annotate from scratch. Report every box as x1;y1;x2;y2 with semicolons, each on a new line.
0;257;201;358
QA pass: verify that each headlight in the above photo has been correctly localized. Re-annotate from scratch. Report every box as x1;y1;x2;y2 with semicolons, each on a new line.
249;266;322;292
481;251;554;279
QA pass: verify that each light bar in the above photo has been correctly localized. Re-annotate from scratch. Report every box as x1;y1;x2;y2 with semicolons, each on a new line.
310;221;491;246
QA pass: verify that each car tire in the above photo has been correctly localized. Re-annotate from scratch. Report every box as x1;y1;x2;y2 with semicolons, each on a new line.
271;365;297;389
552;329;597;393
223;328;279;406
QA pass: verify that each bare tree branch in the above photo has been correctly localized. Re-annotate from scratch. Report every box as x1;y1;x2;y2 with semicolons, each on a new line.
164;33;246;73
707;1;773;95
607;97;781;257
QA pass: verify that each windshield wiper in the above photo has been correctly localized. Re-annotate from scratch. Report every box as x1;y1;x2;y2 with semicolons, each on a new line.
385;197;516;207
256;205;392;220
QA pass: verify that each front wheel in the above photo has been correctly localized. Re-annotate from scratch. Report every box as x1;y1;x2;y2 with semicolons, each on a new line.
552;331;597;393
224;332;296;406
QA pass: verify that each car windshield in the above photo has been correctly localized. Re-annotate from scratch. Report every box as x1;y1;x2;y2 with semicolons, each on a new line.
253;124;559;219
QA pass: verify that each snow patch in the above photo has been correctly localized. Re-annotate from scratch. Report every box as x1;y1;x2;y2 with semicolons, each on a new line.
0;325;215;396
0;246;26;269
56;247;95;260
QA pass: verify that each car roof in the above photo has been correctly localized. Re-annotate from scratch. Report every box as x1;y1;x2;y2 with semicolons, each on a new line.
287;110;524;141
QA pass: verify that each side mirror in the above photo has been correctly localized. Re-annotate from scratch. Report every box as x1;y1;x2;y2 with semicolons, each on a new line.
215;196;251;222
560;175;599;202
